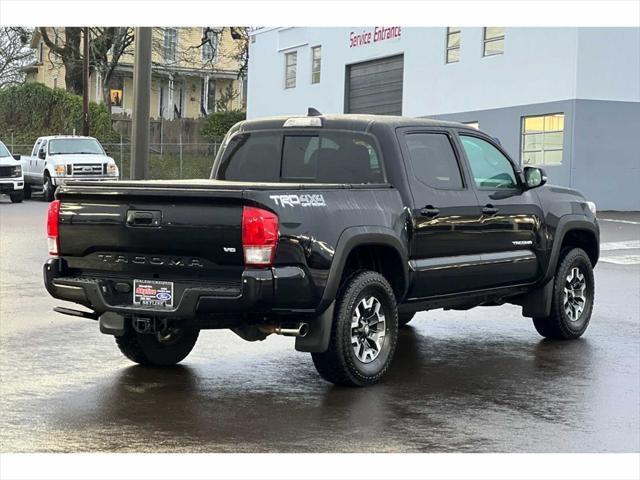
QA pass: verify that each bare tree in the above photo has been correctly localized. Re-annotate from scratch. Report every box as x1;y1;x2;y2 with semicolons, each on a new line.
149;27;248;112
39;27;84;94
0;27;35;88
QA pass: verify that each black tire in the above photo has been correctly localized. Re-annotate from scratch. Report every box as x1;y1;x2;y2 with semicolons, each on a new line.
533;248;595;340
9;191;24;203
115;323;199;366
43;174;56;202
311;271;399;387
23;183;32;200
399;312;415;327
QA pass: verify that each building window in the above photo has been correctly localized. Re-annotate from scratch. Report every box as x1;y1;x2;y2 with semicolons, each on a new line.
483;27;505;56
446;27;460;63
521;113;565;166
52;77;58;89
463;121;479;129
202;28;218;62
38;41;44;63
200;77;216;115
284;51;297;89
163;28;178;62
311;46;321;84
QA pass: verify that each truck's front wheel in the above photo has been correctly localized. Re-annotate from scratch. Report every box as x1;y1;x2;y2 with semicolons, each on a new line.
9;191;24;203
43;174;57;202
311;271;398;387
115;324;199;366
533;248;594;340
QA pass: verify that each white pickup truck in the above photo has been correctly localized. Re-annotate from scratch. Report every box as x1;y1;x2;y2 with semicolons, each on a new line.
0;139;24;203
22;135;119;201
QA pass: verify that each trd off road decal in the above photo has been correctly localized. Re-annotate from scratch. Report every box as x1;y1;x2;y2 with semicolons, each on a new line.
270;194;326;208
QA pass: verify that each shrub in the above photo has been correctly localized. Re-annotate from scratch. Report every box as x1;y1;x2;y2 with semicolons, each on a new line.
0;82;118;147
201;109;246;141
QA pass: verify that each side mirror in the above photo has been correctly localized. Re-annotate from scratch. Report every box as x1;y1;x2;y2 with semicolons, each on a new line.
12;154;21;160
524;166;547;189
38;149;46;160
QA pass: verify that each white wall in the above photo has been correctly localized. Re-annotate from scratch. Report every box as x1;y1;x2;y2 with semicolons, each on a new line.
575;27;640;102
247;27;639;119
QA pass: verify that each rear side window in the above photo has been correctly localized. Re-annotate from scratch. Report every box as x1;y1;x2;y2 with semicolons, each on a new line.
217;130;384;184
217;132;281;182
405;133;463;189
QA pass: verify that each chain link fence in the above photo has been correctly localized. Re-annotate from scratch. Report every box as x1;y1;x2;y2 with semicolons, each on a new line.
8;138;220;181
103;140;220;180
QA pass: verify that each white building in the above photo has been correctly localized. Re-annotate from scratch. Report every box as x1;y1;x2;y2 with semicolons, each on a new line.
247;27;640;210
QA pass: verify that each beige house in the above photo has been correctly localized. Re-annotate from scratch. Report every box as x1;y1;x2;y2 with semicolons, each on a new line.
24;27;245;119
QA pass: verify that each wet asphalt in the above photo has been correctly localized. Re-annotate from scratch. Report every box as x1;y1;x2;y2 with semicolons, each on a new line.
1;199;639;453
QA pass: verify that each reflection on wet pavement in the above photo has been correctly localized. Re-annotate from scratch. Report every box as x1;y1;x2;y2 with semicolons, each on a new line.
2;311;638;452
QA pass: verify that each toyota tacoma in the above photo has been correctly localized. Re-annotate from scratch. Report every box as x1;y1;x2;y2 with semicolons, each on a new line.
44;113;599;386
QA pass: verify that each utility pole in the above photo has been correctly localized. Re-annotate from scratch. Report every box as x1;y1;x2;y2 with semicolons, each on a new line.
130;27;152;180
82;27;90;136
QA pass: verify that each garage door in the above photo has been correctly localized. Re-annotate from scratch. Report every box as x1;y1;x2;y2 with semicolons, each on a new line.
346;55;404;115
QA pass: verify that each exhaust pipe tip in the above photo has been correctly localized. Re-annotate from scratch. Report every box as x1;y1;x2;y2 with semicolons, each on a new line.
261;322;309;337
298;322;309;338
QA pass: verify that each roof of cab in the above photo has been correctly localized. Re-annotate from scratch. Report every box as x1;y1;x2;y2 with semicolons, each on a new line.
239;113;475;133
36;135;99;141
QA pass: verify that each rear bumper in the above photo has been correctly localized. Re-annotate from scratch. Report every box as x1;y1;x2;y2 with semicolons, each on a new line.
43;257;317;319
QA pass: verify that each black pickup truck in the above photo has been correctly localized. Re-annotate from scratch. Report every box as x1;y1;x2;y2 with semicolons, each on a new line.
44;113;599;386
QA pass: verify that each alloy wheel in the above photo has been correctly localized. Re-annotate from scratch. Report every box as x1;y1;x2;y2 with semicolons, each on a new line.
351;295;386;363
563;266;587;322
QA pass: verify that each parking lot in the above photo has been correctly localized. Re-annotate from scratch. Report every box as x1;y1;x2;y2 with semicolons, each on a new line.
1;198;638;453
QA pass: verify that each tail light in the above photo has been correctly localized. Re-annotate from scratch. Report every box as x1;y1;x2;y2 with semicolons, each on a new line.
47;200;61;255
242;206;278;266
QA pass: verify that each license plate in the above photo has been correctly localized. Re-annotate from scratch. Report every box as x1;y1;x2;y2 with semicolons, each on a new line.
133;280;174;308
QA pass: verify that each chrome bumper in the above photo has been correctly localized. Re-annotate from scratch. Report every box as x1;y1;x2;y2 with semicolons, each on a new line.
52;176;119;186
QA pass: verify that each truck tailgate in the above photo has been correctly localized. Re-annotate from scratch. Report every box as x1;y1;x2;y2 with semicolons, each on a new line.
57;181;248;278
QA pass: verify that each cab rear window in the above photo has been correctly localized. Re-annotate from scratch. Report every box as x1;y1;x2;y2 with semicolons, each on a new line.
216;130;384;184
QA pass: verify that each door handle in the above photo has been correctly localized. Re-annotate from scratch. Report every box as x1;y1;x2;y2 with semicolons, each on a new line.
420;205;440;218
482;204;499;216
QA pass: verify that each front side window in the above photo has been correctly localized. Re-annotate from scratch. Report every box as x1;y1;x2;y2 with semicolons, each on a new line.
311;46;322;84
202;28;218;61
217;130;383;184
483;27;505;56
163;28;178;62
49;138;105;156
460;135;518;189
446;27;460;63
521;113;564;166
405;133;463;189
284;51;297;89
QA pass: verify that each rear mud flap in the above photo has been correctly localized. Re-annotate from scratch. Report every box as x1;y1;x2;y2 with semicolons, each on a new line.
295;301;335;353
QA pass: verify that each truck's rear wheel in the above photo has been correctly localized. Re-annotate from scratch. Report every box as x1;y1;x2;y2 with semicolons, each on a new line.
115;324;199;366
311;271;398;387
533;248;594;340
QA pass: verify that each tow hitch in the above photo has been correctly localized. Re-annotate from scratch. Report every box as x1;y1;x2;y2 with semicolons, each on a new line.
132;316;168;334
